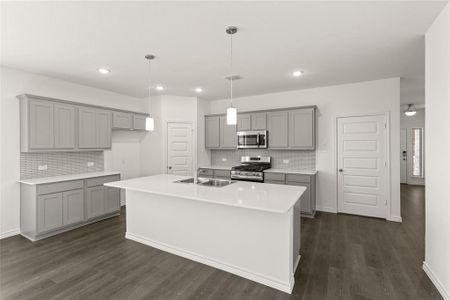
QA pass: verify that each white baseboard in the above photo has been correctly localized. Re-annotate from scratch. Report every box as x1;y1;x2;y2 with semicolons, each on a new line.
387;215;402;223
316;206;337;213
126;232;294;294
423;261;450;300
0;228;20;239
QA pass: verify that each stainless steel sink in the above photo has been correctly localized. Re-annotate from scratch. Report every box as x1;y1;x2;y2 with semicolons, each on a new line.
174;177;235;187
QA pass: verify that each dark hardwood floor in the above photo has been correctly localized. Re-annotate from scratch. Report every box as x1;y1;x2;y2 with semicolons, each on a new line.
0;184;442;300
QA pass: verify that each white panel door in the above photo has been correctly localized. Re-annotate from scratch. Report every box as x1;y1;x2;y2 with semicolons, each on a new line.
400;128;407;184
167;122;193;176
337;115;387;218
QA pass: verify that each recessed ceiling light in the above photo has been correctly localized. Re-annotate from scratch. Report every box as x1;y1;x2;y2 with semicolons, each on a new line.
292;70;303;77
98;68;110;74
195;87;203;93
156;85;164;91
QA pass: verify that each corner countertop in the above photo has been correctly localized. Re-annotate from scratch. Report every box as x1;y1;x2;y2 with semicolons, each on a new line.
105;174;305;214
18;171;121;185
264;169;318;175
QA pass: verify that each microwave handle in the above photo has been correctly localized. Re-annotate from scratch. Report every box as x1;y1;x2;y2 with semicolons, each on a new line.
256;134;260;146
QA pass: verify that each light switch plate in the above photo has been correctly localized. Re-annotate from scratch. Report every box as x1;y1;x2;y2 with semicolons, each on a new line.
87;162;94;167
38;165;48;171
222;158;227;162
283;159;290;164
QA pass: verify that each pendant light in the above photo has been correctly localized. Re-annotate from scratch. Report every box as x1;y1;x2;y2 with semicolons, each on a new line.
404;104;417;116
226;26;238;125
145;54;155;131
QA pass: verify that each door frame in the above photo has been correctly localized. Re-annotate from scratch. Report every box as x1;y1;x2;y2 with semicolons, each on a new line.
164;121;195;175
333;112;391;220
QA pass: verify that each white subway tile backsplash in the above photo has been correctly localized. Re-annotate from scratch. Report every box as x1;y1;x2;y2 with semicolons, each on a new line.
211;149;315;170
20;152;104;179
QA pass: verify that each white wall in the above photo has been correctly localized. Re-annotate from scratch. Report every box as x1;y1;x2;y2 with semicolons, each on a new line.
424;3;450;299
400;108;425;185
209;78;401;221
0;66;147;238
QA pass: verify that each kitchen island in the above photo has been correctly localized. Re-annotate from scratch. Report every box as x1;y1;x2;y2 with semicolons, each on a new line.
105;174;305;293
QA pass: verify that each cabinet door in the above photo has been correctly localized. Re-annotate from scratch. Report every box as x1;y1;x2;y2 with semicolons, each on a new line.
267;111;288;148
54;103;76;149
78;107;97;148
251;113;267;130
112;111;132;129
220;116;237;148
29;100;54;149
96;110;112;148
62;189;84;225
86;186;105;219
104;186;120;214
237;114;251;131
205;116;220;148
37;193;63;233
287;182;312;214
289;108;315;149
133;114;147;130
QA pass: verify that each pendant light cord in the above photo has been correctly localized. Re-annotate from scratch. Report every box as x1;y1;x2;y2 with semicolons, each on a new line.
230;32;233;107
148;60;152;99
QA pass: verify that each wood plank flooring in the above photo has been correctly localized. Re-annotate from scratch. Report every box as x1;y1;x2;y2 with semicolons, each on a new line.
0;184;442;299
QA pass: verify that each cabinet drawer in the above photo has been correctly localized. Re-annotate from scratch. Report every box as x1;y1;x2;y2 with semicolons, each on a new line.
286;174;311;183
264;172;286;182
198;168;213;177
264;180;286;185
213;169;230;178
86;175;120;187
37;180;84;195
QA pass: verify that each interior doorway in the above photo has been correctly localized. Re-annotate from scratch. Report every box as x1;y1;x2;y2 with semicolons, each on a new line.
167;122;193;176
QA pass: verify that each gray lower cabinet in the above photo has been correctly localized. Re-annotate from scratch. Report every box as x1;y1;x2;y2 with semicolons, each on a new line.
267;111;289;148
205;116;220;149
198;168;231;179
220;116;237;148
264;172;317;217
20;174;121;241
62;189;85;226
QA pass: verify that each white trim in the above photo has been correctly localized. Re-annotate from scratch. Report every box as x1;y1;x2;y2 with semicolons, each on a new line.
126;232;295;294
0;228;20;239
423;261;450;300
387;215;402;223
334;112;392;220
315;206;337;213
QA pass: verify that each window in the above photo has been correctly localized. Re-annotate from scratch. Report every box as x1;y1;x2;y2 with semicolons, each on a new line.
412;128;424;177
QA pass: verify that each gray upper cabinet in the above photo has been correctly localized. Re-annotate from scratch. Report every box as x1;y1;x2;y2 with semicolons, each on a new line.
251;112;267;130
37;193;63;233
267;111;289;148
54;103;75;149
78;107;97;148
133;114;147;130
289;108;315;149
95;110;112;149
62;189;84;226
78;108;111;149
220;116;237;149
112;111;132;129
28;99;54;149
205;116;220;149
237;114;251;131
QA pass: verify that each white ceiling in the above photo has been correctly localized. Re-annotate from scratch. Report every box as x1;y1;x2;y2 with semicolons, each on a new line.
1;1;447;103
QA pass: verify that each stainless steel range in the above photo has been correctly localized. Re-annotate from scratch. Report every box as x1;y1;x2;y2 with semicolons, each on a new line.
230;156;271;182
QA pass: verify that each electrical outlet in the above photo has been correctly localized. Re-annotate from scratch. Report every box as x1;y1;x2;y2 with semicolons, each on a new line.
38;165;48;171
87;162;94;167
222;158;227;162
283;159;290;164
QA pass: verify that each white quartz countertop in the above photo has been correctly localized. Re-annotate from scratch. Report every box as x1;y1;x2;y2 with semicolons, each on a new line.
198;165;232;170
105;174;305;214
18;171;121;185
264;169;318;175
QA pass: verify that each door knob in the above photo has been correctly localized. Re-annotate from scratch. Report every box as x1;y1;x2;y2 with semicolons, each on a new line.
168;166;172;170
339;169;343;172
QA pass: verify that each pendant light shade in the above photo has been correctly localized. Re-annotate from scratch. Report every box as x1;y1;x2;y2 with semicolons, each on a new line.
145;54;155;131
227;107;237;125
226;26;238;125
404;104;417;116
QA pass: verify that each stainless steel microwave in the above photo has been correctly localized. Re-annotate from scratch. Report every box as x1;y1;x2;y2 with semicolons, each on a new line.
237;130;268;149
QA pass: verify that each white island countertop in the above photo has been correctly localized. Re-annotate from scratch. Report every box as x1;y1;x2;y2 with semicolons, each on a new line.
18;171;121;185
105;174;305;214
